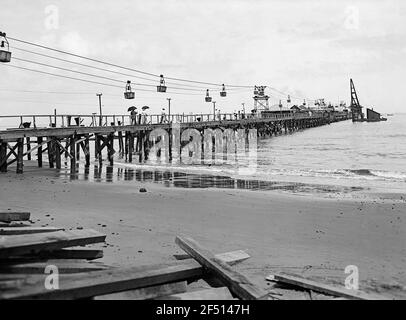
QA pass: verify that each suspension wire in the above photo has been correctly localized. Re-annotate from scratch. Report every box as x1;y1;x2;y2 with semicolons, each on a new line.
12;56;218;92
8;36;255;89
12;46;229;91
7;36;318;101
1;64;205;97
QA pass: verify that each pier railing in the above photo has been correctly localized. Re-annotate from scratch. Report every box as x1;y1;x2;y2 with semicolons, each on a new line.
0;111;319;130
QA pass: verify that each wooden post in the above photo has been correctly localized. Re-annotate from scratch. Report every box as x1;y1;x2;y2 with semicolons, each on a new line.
108;133;114;166
124;131;129;161
54;139;61;169
76;137;81;161
95;134;100;160
37;137;43;168
26;137;31;160
16;139;24;174
70;134;76;170
0;142;7;172
128;132;133;163
85;135;90;167
47;139;54;169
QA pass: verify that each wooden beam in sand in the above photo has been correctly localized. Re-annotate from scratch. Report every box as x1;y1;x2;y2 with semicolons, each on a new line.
0;259;110;274
0;226;63;235
0;260;203;300
268;273;391;300
0;229;106;258
0;212;30;223
94;281;187;300
174;249;250;266
175;236;268;300
35;248;104;260
158;287;235;300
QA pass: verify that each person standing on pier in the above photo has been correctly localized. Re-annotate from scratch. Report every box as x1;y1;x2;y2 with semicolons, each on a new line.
129;106;137;125
160;108;167;124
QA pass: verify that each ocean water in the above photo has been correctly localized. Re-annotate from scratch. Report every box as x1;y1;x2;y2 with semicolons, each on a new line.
108;114;405;193
16;114;405;195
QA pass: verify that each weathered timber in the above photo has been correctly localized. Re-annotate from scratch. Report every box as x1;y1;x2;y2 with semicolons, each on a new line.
7;248;104;261
6;140;48;167
108;133;114;166
54;139;61;169
0;142;7;172
159;287;235;300
0;260;203;300
69;134;76;170
270;273;391;300
84;136;90;166
33;248;104;260
174;249;250;266
0;212;30;223
0;259;110;274
37;137;43;167
0;226;63;235
94;281;187;300
0;229;106;258
16;138;24;174
47;139;54;168
26;137;31;160
175;236;268;300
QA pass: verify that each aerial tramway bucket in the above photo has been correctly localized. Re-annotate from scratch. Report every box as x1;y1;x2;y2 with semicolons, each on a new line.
0;32;11;63
157;75;167;93
124;80;135;99
205;89;212;102
220;84;226;97
287;95;291;103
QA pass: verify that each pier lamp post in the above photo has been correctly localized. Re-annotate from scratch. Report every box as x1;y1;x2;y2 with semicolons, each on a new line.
167;98;171;122
96;93;103;126
212;101;216;120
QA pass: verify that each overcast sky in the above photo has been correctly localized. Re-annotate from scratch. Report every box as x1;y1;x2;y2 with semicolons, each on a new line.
0;0;405;117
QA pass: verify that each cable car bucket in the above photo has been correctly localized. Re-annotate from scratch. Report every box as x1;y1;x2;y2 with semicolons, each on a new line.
157;75;167;93
0;32;11;63
205;89;212;102
220;84;226;97
124;80;135;99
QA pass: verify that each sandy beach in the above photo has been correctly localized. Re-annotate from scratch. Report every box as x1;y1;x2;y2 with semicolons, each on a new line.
1;163;405;299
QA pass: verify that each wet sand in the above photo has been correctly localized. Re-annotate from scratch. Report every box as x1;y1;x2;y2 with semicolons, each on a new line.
1;164;405;299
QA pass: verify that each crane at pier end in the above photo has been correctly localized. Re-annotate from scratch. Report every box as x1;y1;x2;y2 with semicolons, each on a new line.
350;79;387;122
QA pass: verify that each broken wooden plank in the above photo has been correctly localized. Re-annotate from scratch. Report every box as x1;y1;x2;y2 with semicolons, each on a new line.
94;281;187;300
269;273;391;300
174;250;250;266
215;250;250;265
175;236;268;300
0;259;110;274
35;248;104;260
0;260;203;300
0;229;106;258
0;212;30;223
159;287;235;300
1;249;104;263
0;222;31;228
0;227;64;235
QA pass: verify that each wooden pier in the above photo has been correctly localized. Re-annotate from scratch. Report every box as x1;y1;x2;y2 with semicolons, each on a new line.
0;110;350;174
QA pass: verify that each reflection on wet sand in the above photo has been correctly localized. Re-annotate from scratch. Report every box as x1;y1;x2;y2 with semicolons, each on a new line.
57;163;364;195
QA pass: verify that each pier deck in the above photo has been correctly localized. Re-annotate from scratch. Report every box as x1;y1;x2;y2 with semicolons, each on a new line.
0;111;350;174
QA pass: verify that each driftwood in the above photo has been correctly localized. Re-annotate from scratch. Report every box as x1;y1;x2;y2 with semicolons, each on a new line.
175;236;268;300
